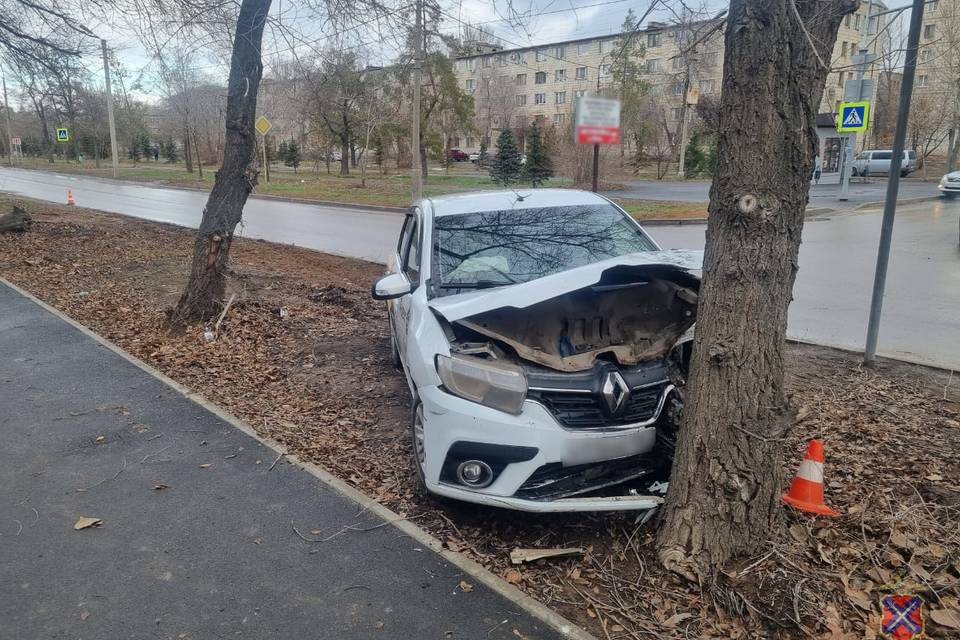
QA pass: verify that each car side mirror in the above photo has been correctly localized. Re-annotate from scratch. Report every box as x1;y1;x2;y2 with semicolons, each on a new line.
372;273;412;300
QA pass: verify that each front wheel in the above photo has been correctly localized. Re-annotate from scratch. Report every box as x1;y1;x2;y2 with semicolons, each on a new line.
851;168;859;177
410;402;428;489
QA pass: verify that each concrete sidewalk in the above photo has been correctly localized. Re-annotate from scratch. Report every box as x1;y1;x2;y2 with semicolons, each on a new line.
0;282;571;639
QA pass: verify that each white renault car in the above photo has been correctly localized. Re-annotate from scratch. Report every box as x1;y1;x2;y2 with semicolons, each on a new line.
373;189;702;512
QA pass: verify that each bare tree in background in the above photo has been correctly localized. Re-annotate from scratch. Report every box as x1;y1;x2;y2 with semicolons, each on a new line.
168;0;271;324
657;0;856;580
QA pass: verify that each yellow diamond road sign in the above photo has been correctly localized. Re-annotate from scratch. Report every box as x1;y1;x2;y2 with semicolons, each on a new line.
255;116;272;137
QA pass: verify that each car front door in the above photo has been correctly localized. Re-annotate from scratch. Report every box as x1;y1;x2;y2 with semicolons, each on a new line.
392;208;423;363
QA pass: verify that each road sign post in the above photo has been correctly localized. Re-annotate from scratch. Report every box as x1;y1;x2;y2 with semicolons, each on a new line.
575;96;621;193
255;116;272;183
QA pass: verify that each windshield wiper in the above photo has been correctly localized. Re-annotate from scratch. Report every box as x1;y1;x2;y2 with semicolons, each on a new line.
438;280;512;290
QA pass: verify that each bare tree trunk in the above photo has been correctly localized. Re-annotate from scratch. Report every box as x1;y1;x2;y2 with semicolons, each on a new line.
656;0;854;582
339;141;349;175
183;127;194;174
194;130;204;180
169;0;271;325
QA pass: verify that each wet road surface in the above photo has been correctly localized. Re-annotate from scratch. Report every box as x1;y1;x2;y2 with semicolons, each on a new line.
2;167;957;369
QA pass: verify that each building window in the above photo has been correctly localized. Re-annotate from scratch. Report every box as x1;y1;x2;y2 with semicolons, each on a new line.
699;79;715;94
482;56;491;68
600;64;612;77
497;55;507;66
516;94;527;106
465;79;475;91
516;73;527;85
919;48;931;63
534;93;546;105
671;107;683;120
837;71;844;87
555;91;566;104
535;71;546;84
702;51;720;67
576;66;588;80
599;39;610;54
451;137;460;148
671;81;684;95
466;137;474;148
553;113;566;126
854;14;861;30
672;56;686;71
917;74;929;87
536;50;546;62
467;59;476;71
555;46;566;59
492;115;501;128
929;0;939;10
646;58;661;73
575;89;587;98
647;32;661;48
845;14;851;28
841;41;848;57
924;23;936;39
578;42;592;55
555;69;566;81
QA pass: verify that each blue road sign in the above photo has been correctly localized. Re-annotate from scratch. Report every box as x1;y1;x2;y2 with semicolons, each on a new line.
837;101;870;133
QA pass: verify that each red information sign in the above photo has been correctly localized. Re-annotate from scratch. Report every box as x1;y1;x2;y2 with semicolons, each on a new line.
10;137;21;146
575;96;621;145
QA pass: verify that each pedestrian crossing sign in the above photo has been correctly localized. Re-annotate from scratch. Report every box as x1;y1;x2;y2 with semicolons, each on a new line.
56;127;70;142
837;101;870;133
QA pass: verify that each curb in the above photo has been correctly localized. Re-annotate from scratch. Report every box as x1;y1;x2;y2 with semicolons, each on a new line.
853;195;942;210
0;276;597;640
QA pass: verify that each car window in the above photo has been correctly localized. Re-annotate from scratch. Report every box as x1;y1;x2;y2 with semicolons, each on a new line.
403;214;422;282
431;204;658;295
907;151;916;159
397;214;413;257
874;151;893;160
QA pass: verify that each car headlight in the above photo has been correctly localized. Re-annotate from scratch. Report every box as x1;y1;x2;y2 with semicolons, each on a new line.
436;354;527;414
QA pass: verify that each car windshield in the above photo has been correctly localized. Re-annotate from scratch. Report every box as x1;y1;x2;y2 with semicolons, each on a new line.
431;204;658;295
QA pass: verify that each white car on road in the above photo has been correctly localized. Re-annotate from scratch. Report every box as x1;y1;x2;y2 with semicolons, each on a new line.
373;190;702;512
940;170;960;198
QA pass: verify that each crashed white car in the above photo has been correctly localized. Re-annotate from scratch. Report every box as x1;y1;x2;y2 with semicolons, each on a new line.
373;189;701;512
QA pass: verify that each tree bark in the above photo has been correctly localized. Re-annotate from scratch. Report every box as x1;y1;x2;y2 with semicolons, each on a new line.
339;141;350;175
656;0;855;582
168;0;271;325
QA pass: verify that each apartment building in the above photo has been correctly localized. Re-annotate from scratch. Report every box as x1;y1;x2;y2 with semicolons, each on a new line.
452;5;886;155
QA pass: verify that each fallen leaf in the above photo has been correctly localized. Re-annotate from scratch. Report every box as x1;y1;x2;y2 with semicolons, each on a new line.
374;621;384;630
510;547;584;565
789;523;808;544
585;608;596;619
458;580;473;593
845;586;873;611
95;435;105;443
926;473;944;481
253;537;263;545
80;611;90;621
154;484;170;491
74;516;102;530
503;569;522;584
930;608;960;629
664;612;693;627
199;463;211;469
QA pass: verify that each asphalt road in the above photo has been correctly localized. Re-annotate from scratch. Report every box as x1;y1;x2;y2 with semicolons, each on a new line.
2;166;958;369
0;282;565;639
0;166;401;262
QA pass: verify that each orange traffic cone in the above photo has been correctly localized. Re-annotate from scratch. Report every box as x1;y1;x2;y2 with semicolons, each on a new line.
782;439;839;517
66;190;75;206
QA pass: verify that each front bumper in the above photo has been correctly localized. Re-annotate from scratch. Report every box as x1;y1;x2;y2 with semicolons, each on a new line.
417;385;668;512
939;182;960;193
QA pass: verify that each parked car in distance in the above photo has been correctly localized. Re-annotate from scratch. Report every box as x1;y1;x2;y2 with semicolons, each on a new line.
372;189;702;512
469;152;480;163
448;149;469;162
851;149;918;177
939;170;960;199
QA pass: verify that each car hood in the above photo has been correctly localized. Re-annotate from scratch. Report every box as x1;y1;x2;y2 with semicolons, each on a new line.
943;171;960;180
428;249;703;322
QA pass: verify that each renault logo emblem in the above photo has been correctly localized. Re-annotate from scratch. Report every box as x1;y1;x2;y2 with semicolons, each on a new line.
601;372;630;415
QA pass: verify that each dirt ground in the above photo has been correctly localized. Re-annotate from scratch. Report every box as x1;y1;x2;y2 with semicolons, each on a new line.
2;196;959;639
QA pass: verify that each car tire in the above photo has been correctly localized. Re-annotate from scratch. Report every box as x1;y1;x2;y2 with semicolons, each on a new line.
851;168;859;177
901;170;909;178
410;402;428;489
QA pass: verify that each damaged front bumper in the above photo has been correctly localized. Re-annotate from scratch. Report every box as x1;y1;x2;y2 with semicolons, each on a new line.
418;384;673;512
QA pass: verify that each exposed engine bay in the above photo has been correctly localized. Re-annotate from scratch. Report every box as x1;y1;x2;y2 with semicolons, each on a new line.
443;264;699;374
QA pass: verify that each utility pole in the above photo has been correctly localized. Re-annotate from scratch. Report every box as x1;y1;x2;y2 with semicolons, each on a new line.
864;0;926;364
839;1;875;200
2;71;12;167
101;39;120;179
410;0;423;202
676;61;696;178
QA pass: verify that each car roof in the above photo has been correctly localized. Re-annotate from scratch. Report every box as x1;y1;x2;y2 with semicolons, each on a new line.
426;189;612;217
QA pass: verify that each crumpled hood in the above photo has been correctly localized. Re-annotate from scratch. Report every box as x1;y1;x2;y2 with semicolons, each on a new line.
428;249;703;322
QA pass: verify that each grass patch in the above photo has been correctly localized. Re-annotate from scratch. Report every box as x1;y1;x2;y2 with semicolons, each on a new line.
614;198;708;220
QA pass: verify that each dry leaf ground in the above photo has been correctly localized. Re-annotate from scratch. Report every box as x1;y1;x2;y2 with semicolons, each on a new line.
2;196;959;639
